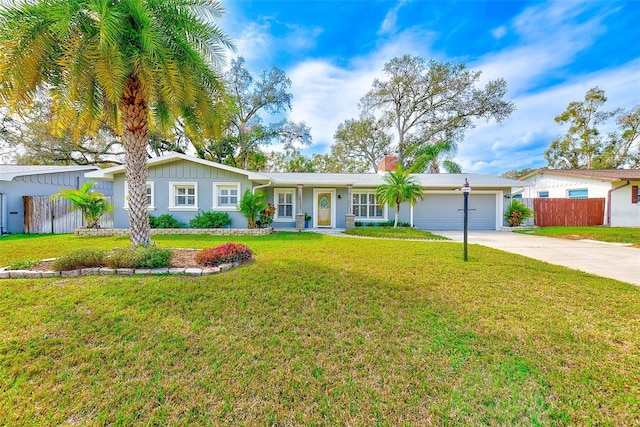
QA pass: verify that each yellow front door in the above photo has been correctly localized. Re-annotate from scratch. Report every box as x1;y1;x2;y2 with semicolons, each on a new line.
317;192;332;227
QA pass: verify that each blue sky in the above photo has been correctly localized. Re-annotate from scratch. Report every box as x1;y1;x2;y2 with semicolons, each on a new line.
219;0;640;174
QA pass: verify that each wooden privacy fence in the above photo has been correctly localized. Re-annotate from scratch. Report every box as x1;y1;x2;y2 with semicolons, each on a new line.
533;198;605;227
23;195;113;234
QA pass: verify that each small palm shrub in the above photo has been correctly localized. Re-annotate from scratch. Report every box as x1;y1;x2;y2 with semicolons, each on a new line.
239;190;267;229
189;211;232;228
504;200;534;227
52;181;113;228
106;246;172;269
195;243;253;267
149;214;185;229
53;248;106;271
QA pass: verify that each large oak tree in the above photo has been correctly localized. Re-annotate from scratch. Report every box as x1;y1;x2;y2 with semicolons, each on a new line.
360;54;515;168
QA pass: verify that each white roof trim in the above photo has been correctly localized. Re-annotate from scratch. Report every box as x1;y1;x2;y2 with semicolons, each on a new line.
0;165;98;182
84;152;270;181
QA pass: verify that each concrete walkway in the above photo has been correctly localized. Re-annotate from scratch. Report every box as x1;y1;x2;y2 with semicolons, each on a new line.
434;230;640;286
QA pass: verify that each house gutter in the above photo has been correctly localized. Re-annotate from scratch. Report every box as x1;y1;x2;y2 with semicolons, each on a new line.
606;180;630;226
252;180;272;194
0;192;6;235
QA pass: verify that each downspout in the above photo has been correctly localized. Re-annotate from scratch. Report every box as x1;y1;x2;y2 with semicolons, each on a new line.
606;180;630;226
0;192;4;234
252;180;272;194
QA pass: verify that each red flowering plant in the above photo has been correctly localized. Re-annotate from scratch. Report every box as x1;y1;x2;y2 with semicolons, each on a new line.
195;243;253;266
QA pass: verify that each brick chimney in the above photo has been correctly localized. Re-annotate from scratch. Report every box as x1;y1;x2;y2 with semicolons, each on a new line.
377;154;397;173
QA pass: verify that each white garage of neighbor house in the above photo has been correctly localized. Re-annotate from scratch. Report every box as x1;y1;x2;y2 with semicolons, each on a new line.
518;169;640;227
86;153;523;231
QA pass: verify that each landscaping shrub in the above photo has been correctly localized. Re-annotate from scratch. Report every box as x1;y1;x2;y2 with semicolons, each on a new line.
189;211;232;229
106;246;172;269
239;190;267;229
258;202;276;228
504;200;533;227
357;221;411;227
53;248;106;271
195;243;253;266
10;259;40;270
149;214;185;229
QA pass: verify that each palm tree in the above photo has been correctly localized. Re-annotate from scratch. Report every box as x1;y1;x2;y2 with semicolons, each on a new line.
375;166;424;228
409;141;462;173
52;181;114;229
0;0;233;245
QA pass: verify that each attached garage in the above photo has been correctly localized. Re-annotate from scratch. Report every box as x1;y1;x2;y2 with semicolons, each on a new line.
413;192;500;230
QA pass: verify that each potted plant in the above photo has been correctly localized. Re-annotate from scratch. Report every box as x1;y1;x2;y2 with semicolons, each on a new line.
304;213;312;228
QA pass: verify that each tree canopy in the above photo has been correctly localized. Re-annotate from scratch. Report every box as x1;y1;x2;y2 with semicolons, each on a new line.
359;54;515;170
198;57;311;169
333;116;392;173
545;87;640;169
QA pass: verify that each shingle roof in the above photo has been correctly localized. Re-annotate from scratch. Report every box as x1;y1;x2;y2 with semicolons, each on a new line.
81;153;523;188
263;172;523;188
0;165;98;181
519;169;640;182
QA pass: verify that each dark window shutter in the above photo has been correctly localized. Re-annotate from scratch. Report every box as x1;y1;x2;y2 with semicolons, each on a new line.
633;186;639;204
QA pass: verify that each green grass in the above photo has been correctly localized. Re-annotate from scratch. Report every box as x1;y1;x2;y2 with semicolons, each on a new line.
1;232;639;425
344;227;449;240
518;226;640;246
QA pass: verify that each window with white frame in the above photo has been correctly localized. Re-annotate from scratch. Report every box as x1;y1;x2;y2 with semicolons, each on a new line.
567;189;588;199
213;182;241;210
352;191;384;219
538;191;549;198
169;182;198;210
274;189;295;220
124;181;155;210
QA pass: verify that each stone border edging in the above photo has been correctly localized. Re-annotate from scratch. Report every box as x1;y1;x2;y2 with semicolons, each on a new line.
75;228;273;237
0;261;243;280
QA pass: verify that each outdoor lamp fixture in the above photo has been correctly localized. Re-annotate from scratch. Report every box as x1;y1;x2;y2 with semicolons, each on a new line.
461;178;471;261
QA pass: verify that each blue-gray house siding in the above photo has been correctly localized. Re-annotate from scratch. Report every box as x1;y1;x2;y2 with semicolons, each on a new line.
113;160;255;228
0;167;113;234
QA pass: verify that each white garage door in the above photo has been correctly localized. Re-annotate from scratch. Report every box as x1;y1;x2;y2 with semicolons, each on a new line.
413;193;498;230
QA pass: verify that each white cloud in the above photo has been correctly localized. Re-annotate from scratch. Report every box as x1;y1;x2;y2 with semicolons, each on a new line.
378;0;407;36
473;1;608;94
284;29;438;154
491;26;507;39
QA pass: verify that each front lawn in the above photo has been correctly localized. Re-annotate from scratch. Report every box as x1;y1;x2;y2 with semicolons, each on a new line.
1;233;639;425
518;226;640;246
344;227;449;240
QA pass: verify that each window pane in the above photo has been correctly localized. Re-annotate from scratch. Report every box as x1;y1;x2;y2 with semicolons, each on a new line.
278;193;285;203
568;189;588;199
285;205;292;217
369;193;375;204
285;193;292;203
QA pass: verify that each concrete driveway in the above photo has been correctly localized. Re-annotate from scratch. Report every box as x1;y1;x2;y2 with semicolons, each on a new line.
434;230;640;286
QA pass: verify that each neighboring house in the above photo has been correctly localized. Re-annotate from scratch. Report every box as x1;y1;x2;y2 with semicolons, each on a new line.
85;153;523;231
517;169;640;227
0;165;113;234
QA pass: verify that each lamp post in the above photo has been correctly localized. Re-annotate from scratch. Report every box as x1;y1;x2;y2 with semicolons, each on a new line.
461;178;471;261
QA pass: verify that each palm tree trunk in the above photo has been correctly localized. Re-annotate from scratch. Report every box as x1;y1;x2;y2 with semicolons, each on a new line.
394;202;400;228
120;75;151;245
